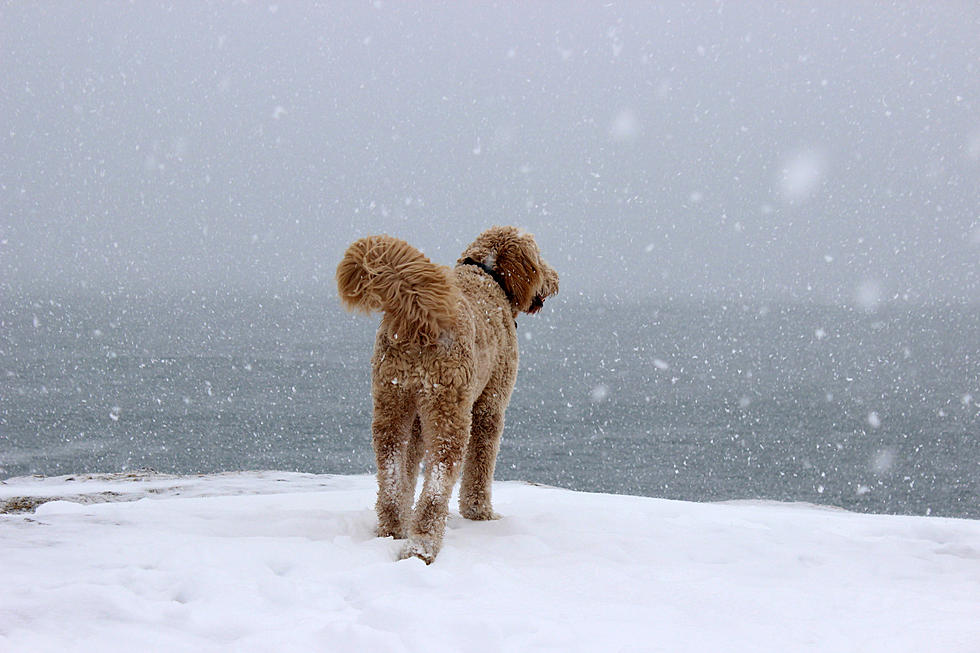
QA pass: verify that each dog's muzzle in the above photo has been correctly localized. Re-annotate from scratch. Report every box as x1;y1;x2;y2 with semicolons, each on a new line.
528;295;545;314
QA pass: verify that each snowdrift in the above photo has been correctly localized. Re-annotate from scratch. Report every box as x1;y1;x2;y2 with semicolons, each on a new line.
1;471;977;652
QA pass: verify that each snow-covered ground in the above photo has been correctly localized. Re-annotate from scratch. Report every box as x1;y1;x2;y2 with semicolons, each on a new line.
2;471;977;652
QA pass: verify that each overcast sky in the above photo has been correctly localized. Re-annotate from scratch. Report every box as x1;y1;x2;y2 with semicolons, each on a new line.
2;1;978;304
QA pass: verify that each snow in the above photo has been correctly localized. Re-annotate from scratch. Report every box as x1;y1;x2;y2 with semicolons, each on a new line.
609;108;640;142
589;384;610;402
778;149;827;203
854;279;884;312
2;471;978;652
867;411;882;429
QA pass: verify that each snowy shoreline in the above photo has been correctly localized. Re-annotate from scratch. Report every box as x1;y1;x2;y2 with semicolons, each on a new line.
2;471;978;652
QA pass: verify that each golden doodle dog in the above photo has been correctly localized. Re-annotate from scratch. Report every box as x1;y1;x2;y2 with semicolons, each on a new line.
336;226;558;563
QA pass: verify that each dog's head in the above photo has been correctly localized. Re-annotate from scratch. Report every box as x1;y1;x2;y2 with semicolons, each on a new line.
458;226;559;315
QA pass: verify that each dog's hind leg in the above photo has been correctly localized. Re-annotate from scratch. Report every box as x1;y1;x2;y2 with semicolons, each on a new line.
372;386;416;539
405;415;423;498
400;397;471;564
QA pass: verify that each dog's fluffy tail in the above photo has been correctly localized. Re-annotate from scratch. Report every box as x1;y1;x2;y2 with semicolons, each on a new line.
336;235;459;343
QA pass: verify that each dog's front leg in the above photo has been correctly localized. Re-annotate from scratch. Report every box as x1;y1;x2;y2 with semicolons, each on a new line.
400;403;470;564
460;406;504;521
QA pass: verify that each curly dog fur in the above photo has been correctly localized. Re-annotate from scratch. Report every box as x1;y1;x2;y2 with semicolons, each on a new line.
337;226;559;563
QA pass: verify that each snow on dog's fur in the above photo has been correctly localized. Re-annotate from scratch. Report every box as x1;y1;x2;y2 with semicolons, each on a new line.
337;226;558;563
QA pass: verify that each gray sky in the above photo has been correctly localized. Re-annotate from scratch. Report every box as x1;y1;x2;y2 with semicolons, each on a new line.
2;1;978;304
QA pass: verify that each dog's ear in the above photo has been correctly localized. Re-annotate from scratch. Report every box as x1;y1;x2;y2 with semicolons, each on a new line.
495;231;543;314
460;226;557;314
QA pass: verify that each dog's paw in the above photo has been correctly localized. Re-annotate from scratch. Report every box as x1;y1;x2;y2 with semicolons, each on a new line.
460;504;500;521
398;536;440;564
377;524;408;540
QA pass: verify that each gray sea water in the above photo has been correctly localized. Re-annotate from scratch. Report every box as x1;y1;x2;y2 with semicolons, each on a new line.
2;290;977;519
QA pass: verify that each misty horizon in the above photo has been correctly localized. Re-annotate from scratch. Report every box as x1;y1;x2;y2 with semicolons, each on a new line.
3;2;979;306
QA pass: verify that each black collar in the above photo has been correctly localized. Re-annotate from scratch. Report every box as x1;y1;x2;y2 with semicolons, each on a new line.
460;257;512;303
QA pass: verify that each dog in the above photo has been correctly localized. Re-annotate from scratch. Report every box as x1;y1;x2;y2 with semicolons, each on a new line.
336;226;559;563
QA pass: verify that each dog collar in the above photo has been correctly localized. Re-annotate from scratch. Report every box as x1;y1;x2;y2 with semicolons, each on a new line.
460;257;513;303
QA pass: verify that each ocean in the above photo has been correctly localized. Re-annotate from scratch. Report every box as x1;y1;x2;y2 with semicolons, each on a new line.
2;290;977;519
